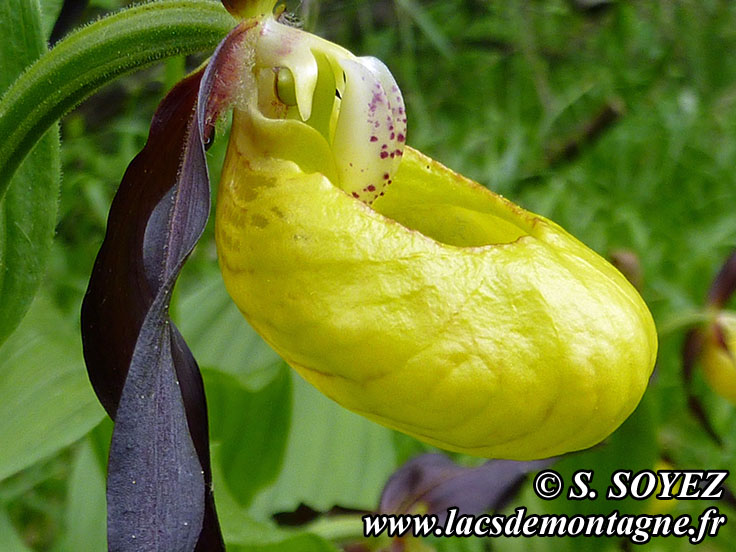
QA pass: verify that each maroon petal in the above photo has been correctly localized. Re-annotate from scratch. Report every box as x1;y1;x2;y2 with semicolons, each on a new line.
379;453;553;524
81;24;250;551
708;250;736;308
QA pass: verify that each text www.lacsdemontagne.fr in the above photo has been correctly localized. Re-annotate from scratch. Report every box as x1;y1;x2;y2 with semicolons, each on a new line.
363;506;726;545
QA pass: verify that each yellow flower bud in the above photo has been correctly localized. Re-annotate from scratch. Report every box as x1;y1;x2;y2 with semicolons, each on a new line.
215;15;657;459
701;312;736;405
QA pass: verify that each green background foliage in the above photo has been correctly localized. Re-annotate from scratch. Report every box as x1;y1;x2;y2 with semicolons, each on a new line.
1;0;736;550
0;0;61;346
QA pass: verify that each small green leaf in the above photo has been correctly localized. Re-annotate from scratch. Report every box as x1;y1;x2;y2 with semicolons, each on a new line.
0;0;61;346
62;438;106;552
0;294;105;481
203;366;291;508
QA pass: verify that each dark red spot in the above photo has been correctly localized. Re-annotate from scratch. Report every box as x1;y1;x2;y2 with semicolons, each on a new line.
367;185;376;191
370;136;378;142
382;144;387;149
395;149;403;156
380;151;388;159
390;152;395;158
389;125;394;131
383;173;390;180
388;180;392;184
397;134;405;142
352;192;359;198
380;192;385;196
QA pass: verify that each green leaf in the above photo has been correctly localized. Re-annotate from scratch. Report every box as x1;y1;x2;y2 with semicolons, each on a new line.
0;508;32;552
203;366;291;508
0;294;105;481
250;371;399;516
0;0;61;346
176;269;280;389
212;445;340;552
61;438;106;552
0;0;235;201
39;0;64;40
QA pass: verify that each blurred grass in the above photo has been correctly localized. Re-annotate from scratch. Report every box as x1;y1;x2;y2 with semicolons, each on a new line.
3;0;736;550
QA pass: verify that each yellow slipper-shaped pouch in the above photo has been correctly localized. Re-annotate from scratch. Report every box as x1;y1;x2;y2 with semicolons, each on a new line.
215;13;658;460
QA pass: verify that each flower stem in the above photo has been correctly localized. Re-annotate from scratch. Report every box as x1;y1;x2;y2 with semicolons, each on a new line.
657;309;714;339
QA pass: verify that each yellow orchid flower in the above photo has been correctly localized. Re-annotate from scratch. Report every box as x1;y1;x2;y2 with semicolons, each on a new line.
4;0;663;546
215;2;658;459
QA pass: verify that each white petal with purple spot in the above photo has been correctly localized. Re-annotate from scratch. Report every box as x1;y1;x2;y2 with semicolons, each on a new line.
331;57;405;203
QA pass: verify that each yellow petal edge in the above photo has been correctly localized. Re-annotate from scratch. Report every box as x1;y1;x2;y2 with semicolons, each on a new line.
215;16;658;460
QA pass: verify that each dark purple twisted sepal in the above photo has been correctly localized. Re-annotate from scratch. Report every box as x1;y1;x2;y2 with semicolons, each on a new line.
81;24;250;552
